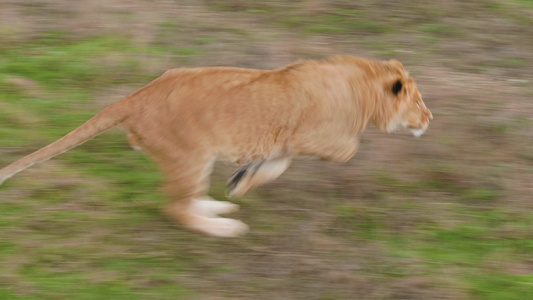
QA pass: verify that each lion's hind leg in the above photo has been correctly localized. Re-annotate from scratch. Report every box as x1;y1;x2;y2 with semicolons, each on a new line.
155;150;248;237
227;157;291;198
189;196;240;218
127;133;143;151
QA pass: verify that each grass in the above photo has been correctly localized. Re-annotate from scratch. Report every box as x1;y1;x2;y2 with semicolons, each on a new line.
273;8;388;35
1;1;533;299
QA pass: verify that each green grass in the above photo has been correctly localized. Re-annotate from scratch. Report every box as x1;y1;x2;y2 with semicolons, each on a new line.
419;23;458;36
467;274;533;300
275;9;388;35
516;0;533;6
0;35;129;89
15;264;191;300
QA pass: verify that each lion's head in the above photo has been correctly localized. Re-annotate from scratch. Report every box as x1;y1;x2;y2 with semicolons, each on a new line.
376;60;433;137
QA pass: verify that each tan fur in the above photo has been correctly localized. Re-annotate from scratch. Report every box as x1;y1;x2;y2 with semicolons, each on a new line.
0;56;432;237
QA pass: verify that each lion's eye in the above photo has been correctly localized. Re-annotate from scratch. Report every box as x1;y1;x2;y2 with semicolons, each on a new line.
416;102;421;109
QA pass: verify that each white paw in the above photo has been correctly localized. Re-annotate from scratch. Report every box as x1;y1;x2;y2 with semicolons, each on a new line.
193;217;249;238
189;197;240;218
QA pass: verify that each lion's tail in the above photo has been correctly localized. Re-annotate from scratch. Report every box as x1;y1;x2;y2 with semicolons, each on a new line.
0;100;129;184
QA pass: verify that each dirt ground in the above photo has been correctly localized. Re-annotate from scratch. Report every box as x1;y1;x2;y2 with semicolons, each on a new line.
0;0;532;299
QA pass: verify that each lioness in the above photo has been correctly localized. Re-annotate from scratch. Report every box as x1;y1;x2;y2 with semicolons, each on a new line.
0;56;432;237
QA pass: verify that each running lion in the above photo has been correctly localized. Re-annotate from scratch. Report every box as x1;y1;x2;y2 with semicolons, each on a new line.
0;56;432;237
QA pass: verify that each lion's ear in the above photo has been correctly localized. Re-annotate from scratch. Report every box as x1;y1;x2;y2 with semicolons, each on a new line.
391;79;403;96
388;59;404;70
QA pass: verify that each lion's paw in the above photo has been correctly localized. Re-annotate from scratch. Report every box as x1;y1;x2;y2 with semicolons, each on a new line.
190;197;240;218
194;217;249;238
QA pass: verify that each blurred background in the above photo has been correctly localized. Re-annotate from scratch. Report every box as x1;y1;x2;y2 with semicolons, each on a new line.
0;1;532;299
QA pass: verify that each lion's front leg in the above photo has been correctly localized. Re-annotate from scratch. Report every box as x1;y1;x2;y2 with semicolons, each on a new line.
319;137;359;163
227;157;292;198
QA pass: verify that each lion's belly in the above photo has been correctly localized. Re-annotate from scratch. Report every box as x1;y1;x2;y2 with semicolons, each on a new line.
214;134;287;165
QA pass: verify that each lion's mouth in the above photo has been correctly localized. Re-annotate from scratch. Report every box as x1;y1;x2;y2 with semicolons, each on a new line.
407;124;428;138
410;128;425;138
388;121;429;137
